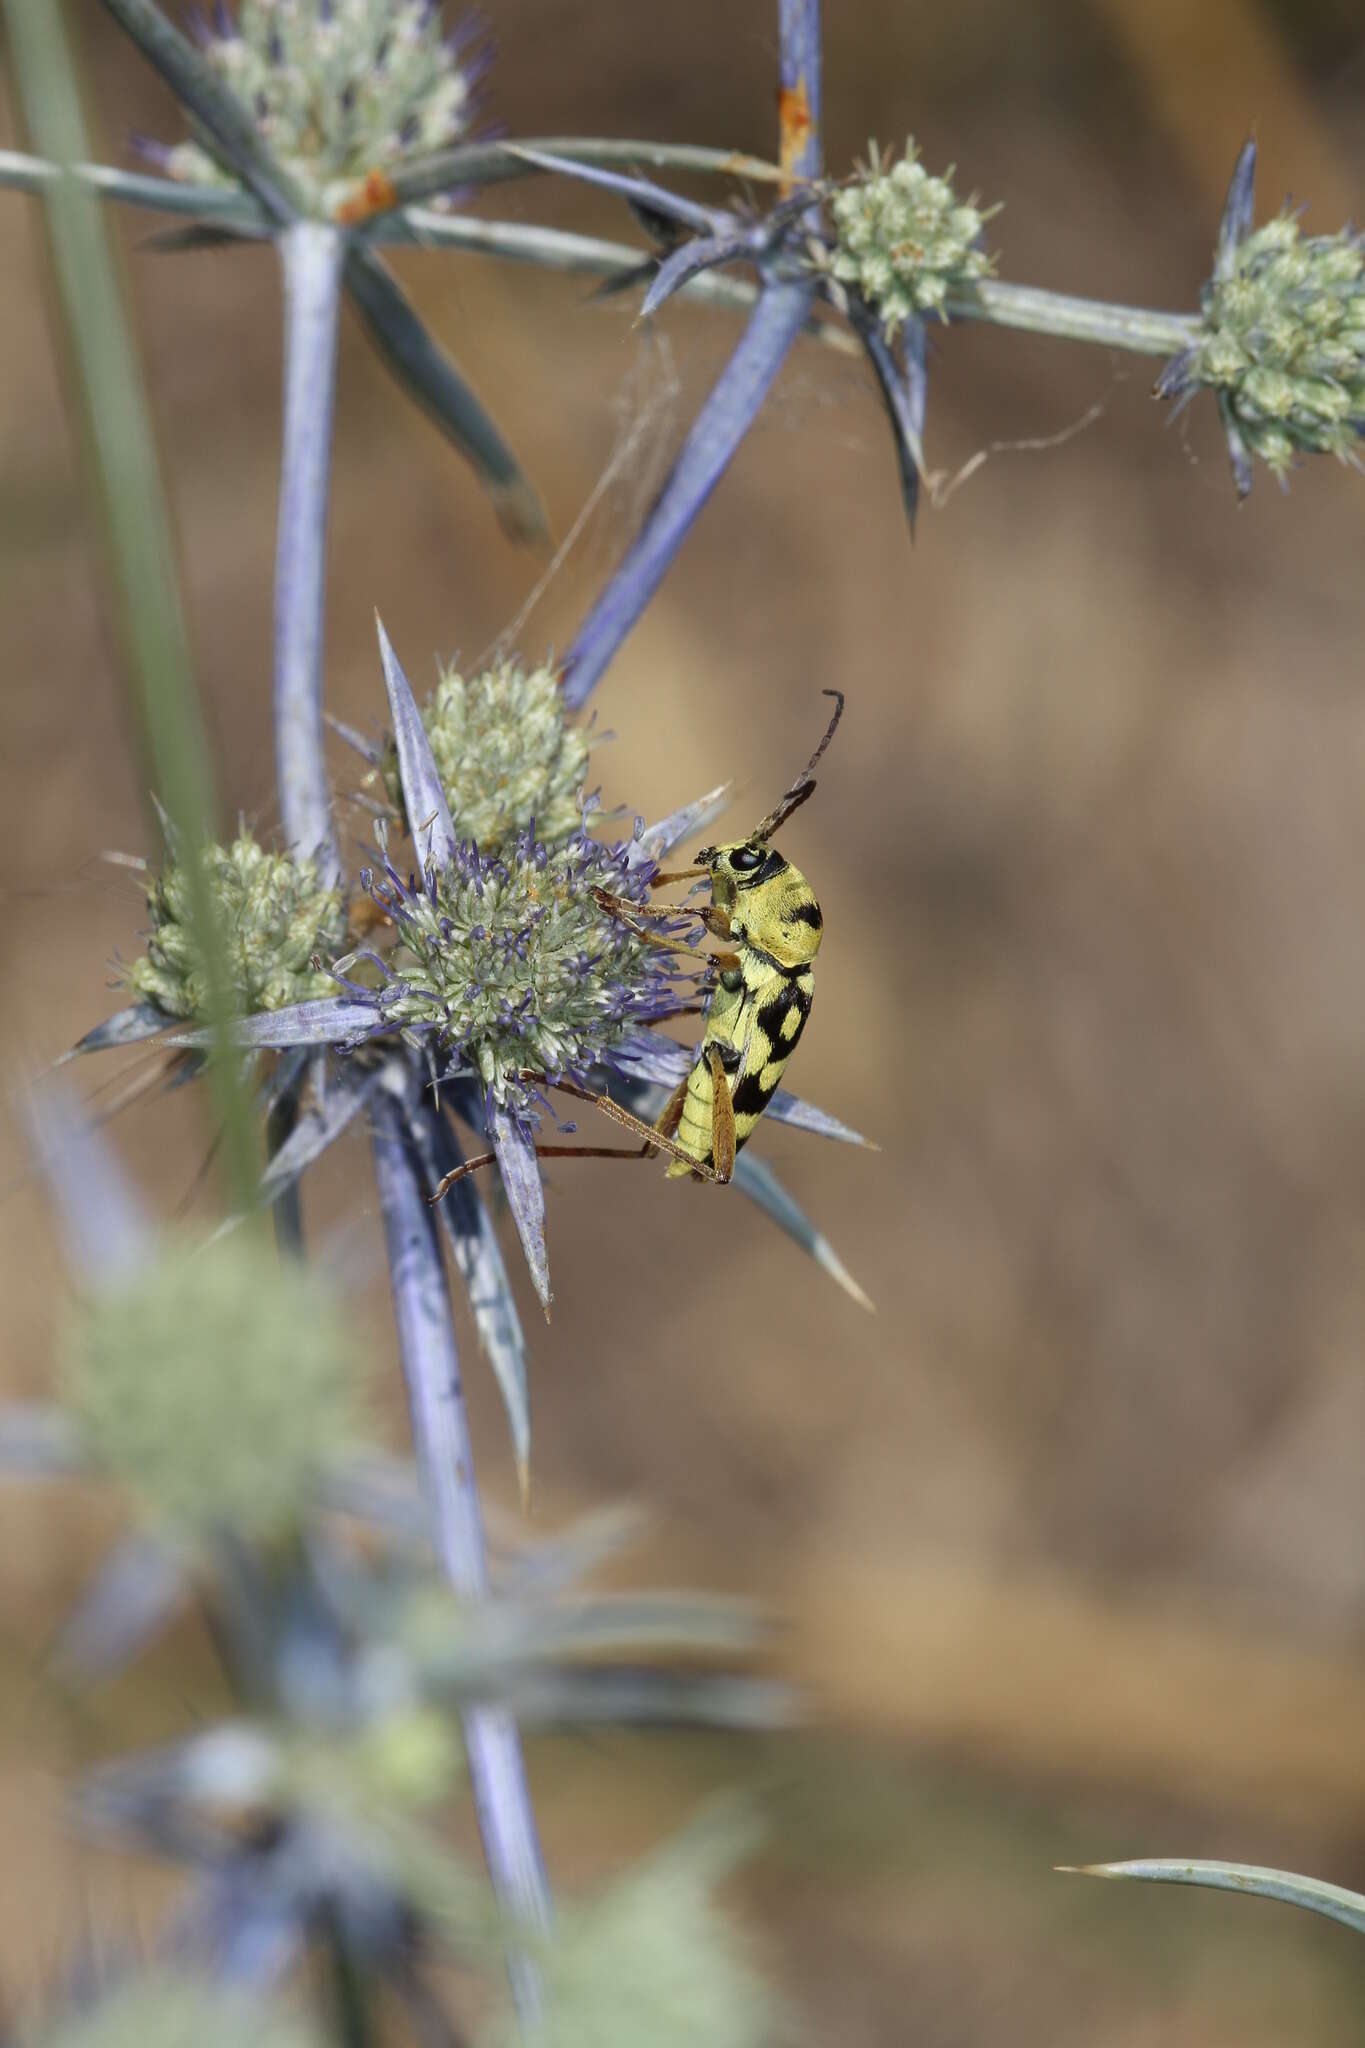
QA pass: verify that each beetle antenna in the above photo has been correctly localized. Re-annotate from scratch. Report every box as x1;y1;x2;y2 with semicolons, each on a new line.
753;690;845;842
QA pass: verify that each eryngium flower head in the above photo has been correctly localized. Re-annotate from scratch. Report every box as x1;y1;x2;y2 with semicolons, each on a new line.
381;657;591;854
826;141;996;332
356;826;687;1121
1159;213;1365;482
64;1234;369;1542
165;1;480;211
124;829;346;1019
25;1974;325;2048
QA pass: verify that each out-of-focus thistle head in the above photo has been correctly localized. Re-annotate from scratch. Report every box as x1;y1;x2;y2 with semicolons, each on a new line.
124;828;346;1019
823;140;997;333
1158;141;1365;494
501;1819;776;2048
23;1973;326;2048
64;1233;370;1543
357;824;688;1124
164;0;484;213
380;656;592;854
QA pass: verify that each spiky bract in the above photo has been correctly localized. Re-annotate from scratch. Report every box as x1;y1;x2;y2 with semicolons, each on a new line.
1161;214;1365;479
382;658;591;853
124;829;346;1019
826;141;995;332
64;1234;369;1541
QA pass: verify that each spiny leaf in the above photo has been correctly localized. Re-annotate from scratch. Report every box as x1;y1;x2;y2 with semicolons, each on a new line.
345;247;545;543
1064;1859;1365;1938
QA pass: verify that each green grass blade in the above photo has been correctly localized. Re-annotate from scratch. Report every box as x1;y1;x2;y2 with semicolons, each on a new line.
4;0;256;1208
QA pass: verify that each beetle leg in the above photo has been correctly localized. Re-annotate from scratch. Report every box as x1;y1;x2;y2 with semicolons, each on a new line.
425;1073;724;1205
592;887;734;961
648;866;707;887
707;1047;737;1183
549;1077;727;1182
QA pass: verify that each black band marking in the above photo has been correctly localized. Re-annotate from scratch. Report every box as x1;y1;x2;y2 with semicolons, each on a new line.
755;983;808;1044
730;1068;780;1119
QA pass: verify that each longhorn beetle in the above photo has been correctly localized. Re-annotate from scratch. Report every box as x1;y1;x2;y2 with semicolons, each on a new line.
429;692;844;1200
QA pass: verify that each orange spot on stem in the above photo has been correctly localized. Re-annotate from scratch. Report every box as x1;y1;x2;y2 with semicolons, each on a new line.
778;78;814;190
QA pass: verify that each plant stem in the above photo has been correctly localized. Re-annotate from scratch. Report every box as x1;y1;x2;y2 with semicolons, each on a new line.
386;209;862;352
950;278;1197;356
265;1089;303;1255
371;1084;549;2029
778;0;824;185
377;135;785;211
0;149;1201;362
0;145;265;220
275;220;344;883
562;277;814;706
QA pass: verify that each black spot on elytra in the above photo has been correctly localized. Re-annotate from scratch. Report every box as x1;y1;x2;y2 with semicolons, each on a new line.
731;1070;779;1119
755;986;802;1043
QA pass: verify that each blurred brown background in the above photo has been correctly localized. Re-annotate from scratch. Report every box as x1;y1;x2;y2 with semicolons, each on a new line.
4;0;1365;2039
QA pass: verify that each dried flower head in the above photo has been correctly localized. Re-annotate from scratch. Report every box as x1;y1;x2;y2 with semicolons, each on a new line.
825;140;996;333
25;1975;324;2048
164;0;482;212
1160;211;1365;484
64;1233;369;1541
124;828;346;1020
381;657;591;853
353;825;689;1121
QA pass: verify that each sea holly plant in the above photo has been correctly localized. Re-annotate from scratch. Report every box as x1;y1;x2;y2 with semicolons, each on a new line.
4;1094;788;2044
6;0;864;2033
1;15;1357;727
157;616;875;1331
8;0;1365;2039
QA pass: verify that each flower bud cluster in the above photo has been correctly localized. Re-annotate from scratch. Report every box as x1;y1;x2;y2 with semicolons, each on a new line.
1167;214;1365;478
826;141;995;333
166;0;478;211
357;827;689;1120
382;657;591;854
125;829;346;1019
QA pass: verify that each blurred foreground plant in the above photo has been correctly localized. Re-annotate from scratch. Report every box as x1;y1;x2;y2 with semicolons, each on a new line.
5;1095;788;2045
6;0;1361;2039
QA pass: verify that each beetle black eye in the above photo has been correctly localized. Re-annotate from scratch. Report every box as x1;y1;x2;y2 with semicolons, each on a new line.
729;845;763;873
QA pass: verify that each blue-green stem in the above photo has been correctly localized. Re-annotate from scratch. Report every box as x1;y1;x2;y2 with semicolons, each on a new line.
276;220;344;884
0;150;1203;361
371;1081;549;2030
951;278;1197;356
